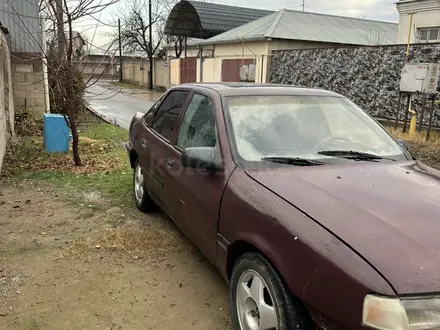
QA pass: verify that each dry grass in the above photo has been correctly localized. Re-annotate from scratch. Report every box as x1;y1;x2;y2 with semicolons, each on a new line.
386;126;440;169
1;135;124;178
66;223;191;261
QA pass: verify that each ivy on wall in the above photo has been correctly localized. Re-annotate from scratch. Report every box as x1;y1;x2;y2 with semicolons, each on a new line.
270;43;440;126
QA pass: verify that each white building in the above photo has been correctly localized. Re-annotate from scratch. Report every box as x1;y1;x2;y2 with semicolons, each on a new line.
396;0;440;44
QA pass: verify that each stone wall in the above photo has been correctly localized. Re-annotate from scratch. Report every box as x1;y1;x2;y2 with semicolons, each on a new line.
11;53;45;113
270;43;440;126
0;31;15;173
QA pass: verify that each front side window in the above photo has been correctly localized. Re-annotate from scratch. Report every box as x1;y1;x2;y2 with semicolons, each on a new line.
144;98;162;126
177;93;217;149
152;91;189;140
225;95;407;164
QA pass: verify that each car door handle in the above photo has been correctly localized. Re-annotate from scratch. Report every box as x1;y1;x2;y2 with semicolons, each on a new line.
165;158;174;170
141;139;148;148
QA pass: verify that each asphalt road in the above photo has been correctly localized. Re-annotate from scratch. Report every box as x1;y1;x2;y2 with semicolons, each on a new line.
85;83;157;129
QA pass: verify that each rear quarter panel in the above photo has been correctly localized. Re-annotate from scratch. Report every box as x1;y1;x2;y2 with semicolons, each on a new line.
218;168;395;329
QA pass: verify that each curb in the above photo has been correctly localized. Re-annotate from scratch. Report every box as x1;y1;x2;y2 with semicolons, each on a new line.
85;104;122;129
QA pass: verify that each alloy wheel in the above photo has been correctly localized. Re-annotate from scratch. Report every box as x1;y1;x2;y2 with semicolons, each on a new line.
237;270;278;330
134;164;144;204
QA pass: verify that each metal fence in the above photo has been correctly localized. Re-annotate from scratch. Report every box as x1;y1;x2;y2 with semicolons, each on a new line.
0;0;42;53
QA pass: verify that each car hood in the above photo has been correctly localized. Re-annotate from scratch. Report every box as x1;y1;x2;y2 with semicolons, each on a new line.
246;161;440;295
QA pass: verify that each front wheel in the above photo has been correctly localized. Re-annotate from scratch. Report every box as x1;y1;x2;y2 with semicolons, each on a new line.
133;159;156;212
230;252;313;330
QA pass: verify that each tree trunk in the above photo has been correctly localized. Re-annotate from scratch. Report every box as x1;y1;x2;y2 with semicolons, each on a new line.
66;13;81;167
70;115;82;166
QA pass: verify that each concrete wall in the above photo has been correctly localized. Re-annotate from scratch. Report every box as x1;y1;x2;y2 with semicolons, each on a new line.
270;43;440;126
397;0;440;44
11;53;45;113
154;60;170;89
170;58;181;86
197;58;216;82
0;31;15;173
122;59;170;90
75;56;117;79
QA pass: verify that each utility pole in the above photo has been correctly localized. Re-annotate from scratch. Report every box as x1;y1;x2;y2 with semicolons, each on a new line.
302;0;305;12
118;18;123;83
55;0;65;60
148;0;153;90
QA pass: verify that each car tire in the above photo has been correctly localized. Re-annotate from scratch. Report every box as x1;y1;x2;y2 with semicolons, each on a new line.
133;159;156;212
230;252;314;330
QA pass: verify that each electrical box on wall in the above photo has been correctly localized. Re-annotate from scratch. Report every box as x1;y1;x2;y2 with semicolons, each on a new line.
239;64;256;82
248;64;256;82
240;64;249;82
426;63;440;94
400;63;440;94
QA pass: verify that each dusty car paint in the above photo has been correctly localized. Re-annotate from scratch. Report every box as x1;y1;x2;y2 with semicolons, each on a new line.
218;167;395;329
128;83;440;330
245;161;440;295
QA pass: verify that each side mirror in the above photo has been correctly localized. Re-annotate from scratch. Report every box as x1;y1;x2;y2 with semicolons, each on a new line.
397;139;410;151
181;147;221;171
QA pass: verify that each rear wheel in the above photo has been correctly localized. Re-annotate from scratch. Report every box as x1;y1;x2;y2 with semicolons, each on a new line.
133;159;156;212
230;252;313;330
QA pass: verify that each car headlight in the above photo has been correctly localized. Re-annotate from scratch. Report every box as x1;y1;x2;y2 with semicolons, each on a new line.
363;295;440;330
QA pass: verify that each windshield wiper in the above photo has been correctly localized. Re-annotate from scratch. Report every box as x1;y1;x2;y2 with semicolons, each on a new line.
317;150;395;161
262;157;326;166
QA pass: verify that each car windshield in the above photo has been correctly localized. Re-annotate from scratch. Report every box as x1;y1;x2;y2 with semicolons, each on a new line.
225;95;407;163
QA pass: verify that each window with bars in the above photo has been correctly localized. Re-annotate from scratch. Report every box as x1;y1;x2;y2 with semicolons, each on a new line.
418;27;440;41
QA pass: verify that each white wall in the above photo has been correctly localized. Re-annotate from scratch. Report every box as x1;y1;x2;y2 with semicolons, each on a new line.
396;0;440;44
195;41;270;83
195;39;352;84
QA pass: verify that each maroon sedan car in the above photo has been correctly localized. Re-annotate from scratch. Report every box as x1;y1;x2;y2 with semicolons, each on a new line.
126;83;440;330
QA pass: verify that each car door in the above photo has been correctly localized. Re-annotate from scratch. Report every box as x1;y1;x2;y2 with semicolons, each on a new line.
137;89;190;212
165;92;227;263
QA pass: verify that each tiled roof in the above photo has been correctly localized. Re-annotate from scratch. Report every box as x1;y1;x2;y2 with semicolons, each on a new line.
198;9;399;46
164;0;274;39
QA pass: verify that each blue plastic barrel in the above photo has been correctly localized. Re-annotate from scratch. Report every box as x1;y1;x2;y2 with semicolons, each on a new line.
43;114;71;153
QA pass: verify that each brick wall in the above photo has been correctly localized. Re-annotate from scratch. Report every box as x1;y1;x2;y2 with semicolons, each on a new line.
270;43;440;126
11;53;45;113
0;31;15;173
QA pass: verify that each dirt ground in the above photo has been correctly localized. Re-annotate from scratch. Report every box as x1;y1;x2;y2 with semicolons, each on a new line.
0;181;231;330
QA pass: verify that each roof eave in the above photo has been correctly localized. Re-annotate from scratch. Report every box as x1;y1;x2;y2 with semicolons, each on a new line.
197;36;268;46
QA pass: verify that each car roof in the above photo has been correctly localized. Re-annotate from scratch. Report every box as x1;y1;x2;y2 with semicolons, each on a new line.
177;82;343;98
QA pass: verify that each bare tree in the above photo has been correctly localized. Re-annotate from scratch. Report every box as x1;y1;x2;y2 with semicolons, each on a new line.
156;18;184;58
39;0;119;165
117;0;169;59
117;0;190;63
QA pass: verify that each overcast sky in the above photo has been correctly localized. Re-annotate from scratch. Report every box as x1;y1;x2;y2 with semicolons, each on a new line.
81;0;399;48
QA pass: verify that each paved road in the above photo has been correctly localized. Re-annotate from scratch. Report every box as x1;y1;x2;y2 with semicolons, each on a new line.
86;83;158;129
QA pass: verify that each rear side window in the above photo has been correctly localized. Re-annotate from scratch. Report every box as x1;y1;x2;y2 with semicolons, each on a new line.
152;91;189;140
